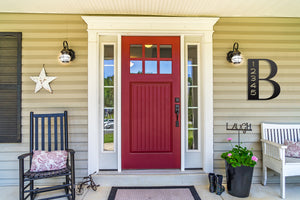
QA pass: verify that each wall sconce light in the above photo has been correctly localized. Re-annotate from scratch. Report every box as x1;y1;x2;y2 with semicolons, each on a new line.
59;41;75;63
227;42;242;64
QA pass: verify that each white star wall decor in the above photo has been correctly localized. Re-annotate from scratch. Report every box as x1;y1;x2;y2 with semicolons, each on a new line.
30;66;56;93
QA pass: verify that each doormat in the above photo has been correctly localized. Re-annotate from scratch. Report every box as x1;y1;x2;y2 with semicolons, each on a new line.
107;186;201;200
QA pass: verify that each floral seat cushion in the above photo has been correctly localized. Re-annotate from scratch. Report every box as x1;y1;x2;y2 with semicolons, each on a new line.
30;150;68;172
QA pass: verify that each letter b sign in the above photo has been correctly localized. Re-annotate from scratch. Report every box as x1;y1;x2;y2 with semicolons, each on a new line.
248;59;281;100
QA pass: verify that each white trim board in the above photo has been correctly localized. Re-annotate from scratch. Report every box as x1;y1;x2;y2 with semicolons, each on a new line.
82;16;219;174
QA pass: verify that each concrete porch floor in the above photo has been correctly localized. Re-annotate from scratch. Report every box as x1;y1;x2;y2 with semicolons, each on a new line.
1;184;300;200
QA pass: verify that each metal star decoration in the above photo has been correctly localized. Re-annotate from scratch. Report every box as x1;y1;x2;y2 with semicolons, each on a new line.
30;66;56;93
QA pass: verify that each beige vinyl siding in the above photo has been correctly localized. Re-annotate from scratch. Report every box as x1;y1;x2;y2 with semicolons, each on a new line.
213;18;300;183
0;13;88;185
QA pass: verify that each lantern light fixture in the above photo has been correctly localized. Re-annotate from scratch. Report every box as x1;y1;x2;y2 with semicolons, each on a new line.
227;42;242;64
59;41;75;63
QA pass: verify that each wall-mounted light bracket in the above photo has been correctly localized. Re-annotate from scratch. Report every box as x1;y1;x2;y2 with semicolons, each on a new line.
226;42;242;64
59;41;75;63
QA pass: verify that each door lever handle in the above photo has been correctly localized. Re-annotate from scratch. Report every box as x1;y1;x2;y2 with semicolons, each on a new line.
175;104;180;127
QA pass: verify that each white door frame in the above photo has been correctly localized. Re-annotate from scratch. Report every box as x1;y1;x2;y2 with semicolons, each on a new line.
82;16;219;174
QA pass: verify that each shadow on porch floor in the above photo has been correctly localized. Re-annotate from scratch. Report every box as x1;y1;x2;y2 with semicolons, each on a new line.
1;184;299;199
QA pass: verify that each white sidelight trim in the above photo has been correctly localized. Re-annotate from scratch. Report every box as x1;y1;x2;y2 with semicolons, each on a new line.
87;30;100;174
180;35;185;171
82;16;219;174
201;34;215;172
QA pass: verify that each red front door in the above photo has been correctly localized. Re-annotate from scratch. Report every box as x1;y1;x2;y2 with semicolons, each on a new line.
122;36;181;169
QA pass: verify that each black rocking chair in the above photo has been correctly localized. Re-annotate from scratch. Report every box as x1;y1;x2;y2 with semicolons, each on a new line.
18;111;75;200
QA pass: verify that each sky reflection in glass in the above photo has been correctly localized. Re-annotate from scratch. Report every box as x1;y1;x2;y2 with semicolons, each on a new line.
160;61;172;74
130;60;143;74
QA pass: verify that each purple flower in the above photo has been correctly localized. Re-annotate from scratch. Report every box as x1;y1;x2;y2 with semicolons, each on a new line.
227;153;232;157
251;156;258;162
227;137;232;142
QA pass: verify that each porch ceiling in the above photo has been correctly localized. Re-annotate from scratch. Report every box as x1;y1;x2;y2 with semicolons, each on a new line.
0;0;299;17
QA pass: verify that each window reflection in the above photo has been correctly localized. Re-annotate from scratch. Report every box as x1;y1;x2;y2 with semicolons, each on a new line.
188;130;198;150
188;45;197;65
104;88;114;107
188;87;198;107
145;45;157;58
130;45;142;58
160;45;172;58
160;61;172;74
104;45;114;60
104;65;114;86
188;65;197;86
145;61;157;74
130;60;143;74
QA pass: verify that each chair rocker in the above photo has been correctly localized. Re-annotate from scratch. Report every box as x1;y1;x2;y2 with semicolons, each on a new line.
18;111;75;200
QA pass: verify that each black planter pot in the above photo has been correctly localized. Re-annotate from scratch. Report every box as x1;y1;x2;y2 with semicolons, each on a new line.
225;161;254;198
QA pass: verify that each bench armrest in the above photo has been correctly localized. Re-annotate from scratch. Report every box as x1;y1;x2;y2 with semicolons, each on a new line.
18;152;32;160
66;149;75;154
261;139;288;149
261;139;287;161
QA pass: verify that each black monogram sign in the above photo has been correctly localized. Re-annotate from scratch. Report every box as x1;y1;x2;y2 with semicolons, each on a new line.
248;59;281;100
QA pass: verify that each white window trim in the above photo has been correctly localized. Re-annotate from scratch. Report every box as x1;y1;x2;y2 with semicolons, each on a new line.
82;16;219;174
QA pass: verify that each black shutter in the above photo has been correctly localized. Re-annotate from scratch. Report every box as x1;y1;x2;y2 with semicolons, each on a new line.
0;32;22;143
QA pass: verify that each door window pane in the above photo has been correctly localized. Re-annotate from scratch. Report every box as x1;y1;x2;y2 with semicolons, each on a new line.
104;45;114;60
145;61;157;74
104;88;114;107
188;45;197;65
130;45;142;58
145;45;157;58
104;130;114;151
160;45;172;58
188;130;198;150
130;60;143;74
160;61;172;74
104;66;114;86
188;66;197;86
104;109;114;125
188;87;198;107
188;109;198;128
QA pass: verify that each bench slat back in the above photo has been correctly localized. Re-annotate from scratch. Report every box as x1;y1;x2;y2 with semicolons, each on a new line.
261;123;300;144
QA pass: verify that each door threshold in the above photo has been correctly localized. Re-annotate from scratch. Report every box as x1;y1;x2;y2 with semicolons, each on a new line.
98;169;205;175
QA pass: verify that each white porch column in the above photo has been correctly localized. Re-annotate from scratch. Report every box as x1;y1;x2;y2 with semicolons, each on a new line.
201;31;215;173
87;30;100;174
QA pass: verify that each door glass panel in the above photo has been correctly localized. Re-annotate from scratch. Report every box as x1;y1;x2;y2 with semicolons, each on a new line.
188;109;198;128
145;45;157;58
160;45;172;58
188;66;197;86
145;61;157;74
130;60;143;74
104;45;114;60
104;108;114;125
188;45;198;65
160;61;172;74
103;130;114;151
188;87;198;107
104;66;114;86
130;45;142;58
104;88;114;107
188;130;198;150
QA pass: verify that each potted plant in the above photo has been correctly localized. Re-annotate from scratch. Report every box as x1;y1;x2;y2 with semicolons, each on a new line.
221;137;258;198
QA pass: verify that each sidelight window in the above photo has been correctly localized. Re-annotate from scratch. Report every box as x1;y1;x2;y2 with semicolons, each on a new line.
187;45;199;151
103;45;115;152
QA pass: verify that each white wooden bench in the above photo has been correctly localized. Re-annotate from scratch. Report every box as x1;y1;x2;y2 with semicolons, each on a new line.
261;123;300;199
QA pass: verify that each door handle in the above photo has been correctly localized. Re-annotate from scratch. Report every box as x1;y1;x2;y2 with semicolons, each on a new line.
175;104;180;127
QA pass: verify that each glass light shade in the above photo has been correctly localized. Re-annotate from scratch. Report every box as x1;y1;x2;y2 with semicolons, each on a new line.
231;54;242;64
59;53;71;63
